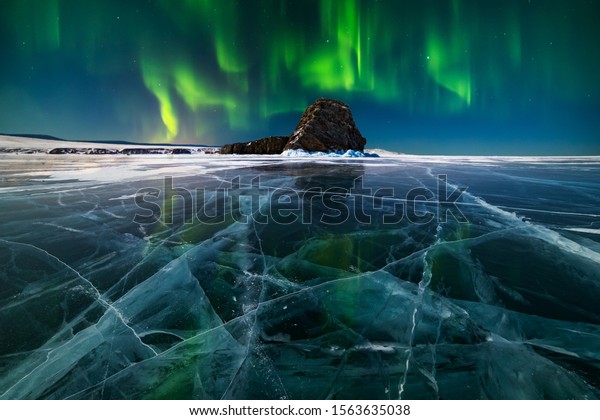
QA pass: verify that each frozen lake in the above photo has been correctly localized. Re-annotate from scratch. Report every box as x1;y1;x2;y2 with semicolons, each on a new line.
1;153;599;399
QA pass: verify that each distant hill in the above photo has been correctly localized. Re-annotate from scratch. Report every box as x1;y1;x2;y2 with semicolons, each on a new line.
1;133;65;141
0;133;209;147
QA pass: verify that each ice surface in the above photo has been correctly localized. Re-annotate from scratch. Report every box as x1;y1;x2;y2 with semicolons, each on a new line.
0;153;599;399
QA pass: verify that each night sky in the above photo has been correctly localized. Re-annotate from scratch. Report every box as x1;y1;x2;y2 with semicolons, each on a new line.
1;0;599;154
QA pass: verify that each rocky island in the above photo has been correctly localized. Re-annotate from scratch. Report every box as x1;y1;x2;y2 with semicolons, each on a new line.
220;98;366;154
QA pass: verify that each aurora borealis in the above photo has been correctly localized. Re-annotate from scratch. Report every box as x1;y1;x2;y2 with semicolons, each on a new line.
0;0;599;154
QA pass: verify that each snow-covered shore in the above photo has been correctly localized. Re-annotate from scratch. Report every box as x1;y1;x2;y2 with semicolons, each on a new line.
0;135;218;154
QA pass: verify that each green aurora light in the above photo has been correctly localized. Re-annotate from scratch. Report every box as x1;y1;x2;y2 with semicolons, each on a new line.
0;0;598;154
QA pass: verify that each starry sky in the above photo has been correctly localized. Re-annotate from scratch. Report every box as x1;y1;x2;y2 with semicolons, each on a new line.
0;0;599;154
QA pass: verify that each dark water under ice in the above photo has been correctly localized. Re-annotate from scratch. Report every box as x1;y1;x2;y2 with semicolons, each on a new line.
0;154;599;399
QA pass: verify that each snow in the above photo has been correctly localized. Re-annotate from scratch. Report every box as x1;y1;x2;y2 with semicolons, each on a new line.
0;135;218;154
280;149;379;158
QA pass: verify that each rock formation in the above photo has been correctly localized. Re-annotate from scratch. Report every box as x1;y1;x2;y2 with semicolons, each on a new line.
220;99;366;154
285;99;366;152
219;136;289;155
48;147;197;155
49;148;118;155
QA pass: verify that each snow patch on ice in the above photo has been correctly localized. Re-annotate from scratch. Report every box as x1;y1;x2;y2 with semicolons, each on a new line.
280;149;379;158
364;148;404;157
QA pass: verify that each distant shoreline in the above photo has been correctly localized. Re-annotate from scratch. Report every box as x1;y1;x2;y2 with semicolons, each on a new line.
0;133;209;148
0;135;219;155
1;135;599;158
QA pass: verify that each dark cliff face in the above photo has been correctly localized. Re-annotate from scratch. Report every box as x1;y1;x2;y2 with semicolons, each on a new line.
219;136;289;155
220;99;366;154
285;99;366;152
